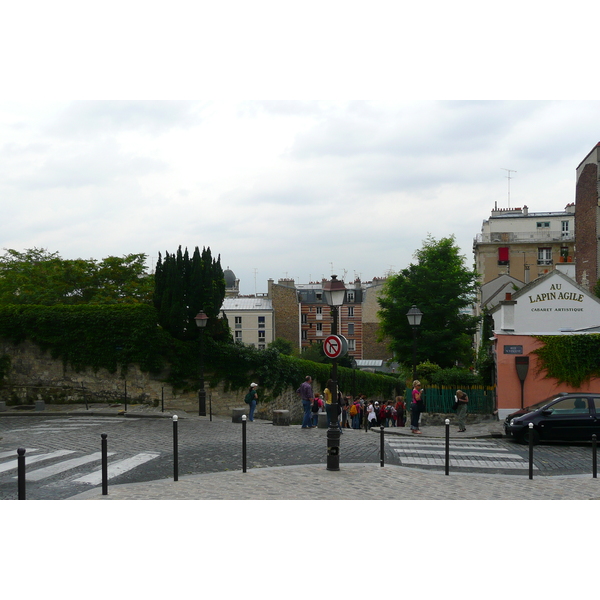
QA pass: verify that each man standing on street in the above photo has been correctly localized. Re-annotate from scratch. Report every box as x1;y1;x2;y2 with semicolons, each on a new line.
297;375;314;429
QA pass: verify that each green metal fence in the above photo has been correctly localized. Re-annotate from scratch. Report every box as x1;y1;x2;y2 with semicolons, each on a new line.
421;385;496;414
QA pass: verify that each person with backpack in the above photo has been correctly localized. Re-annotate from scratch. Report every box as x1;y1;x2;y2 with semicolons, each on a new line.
349;398;361;429
311;393;323;427
244;383;259;421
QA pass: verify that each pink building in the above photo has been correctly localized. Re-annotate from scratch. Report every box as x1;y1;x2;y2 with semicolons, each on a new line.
490;269;600;419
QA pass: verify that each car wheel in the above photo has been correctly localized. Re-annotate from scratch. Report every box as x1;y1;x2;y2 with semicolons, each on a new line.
518;427;540;445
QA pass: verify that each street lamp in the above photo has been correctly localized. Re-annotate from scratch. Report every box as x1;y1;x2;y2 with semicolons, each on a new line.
322;274;346;472
406;305;423;382
194;311;209;417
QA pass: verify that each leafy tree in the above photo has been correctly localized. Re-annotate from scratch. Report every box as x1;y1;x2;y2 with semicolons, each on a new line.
268;337;295;356
153;245;227;341
377;235;480;369
0;248;153;305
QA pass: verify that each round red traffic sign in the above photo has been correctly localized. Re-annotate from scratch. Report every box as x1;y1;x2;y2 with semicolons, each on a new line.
323;335;344;359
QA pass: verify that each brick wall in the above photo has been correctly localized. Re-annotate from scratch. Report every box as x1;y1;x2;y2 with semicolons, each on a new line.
575;162;599;291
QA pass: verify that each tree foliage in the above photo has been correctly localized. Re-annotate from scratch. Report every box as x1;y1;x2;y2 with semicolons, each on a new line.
0;248;153;305
153;246;227;341
377;235;480;369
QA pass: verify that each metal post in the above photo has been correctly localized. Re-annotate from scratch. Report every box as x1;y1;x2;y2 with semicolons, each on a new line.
327;305;340;471
412;326;417;382
83;382;88;411
17;448;26;500
101;433;108;495
242;415;247;473
445;418;450;476
161;387;164;413
209;393;212;422
528;423;534;480
593;434;597;479
380;426;385;467
173;415;178;482
198;329;207;416
124;381;127;412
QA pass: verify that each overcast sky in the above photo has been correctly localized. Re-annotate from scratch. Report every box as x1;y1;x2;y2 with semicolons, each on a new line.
2;100;598;294
2;3;598;296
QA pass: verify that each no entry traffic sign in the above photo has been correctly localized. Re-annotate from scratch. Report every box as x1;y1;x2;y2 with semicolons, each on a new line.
323;335;347;359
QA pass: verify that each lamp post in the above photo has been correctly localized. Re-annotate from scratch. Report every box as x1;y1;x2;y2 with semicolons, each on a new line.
194;311;209;416
406;305;423;382
323;274;346;471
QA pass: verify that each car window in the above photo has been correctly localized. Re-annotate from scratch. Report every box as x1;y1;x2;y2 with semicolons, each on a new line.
548;397;590;414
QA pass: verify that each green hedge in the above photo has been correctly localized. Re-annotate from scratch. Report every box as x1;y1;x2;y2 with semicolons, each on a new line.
0;305;399;400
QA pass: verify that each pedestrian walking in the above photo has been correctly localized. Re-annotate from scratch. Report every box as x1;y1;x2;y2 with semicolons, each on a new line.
367;400;378;429
455;389;469;432
394;396;406;427
297;376;315;429
245;382;259;421
350;397;361;429
410;380;424;434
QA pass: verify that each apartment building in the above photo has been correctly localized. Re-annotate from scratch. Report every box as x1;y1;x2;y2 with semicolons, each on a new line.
473;204;576;287
220;297;274;349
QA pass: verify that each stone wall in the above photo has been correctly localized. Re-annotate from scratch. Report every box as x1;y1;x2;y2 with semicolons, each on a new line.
0;339;307;422
575;161;599;292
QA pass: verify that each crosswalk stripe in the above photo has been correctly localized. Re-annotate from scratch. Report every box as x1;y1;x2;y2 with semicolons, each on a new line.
21;452;117;481
73;453;160;485
400;456;538;469
0;449;39;459
390;448;524;459
0;449;76;474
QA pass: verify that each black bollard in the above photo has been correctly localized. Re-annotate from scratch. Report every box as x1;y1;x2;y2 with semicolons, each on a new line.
380;426;385;467
593;434;597;479
242;415;247;473
17;448;26;500
173;415;179;482
528;423;534;480
161;387;164;413
101;433;108;495
209;394;212;422
445;419;450;476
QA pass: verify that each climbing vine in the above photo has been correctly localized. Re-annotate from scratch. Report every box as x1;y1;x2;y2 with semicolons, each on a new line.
533;334;600;387
0;305;399;400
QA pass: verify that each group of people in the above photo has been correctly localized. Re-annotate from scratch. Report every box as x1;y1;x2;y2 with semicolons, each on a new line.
296;375;416;431
248;376;469;433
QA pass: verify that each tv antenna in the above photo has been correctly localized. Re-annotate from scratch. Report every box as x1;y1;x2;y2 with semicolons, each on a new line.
501;168;516;208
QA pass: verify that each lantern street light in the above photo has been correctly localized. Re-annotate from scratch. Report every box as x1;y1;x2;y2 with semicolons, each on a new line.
406;305;423;382
194;311;209;417
322;274;346;472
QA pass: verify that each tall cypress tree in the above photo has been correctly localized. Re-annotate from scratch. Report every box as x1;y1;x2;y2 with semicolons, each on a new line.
153;245;226;340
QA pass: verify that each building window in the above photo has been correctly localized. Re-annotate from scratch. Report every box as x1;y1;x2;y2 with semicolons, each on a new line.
537;247;552;265
348;339;356;351
258;344;265;350
536;221;550;228
562;220;570;238
498;247;509;265
301;313;307;324
235;316;242;329
347;291;355;303
235;331;242;340
316;323;323;336
258;316;265;328
348;323;355;336
316;306;322;314
347;306;354;317
301;330;307;340
258;331;265;341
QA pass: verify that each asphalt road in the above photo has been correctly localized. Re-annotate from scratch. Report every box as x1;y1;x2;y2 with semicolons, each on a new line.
1;411;598;500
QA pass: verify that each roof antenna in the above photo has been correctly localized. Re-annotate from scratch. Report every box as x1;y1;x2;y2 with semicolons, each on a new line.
501;168;516;208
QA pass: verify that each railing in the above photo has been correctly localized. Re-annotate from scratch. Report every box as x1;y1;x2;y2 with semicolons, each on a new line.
475;231;574;244
422;385;495;414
